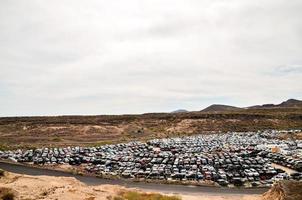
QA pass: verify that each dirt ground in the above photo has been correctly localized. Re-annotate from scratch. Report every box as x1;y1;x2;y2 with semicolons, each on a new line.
0;171;261;200
271;163;297;175
1;108;302;150
0;171;120;200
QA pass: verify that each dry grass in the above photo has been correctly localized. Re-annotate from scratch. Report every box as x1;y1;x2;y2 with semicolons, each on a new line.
110;191;181;200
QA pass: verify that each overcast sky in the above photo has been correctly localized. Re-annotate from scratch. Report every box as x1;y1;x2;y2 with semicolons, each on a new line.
0;0;302;116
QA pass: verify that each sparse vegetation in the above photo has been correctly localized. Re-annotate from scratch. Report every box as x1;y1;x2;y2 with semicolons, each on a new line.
1;192;14;200
0;188;15;200
0;169;4;177
52;137;62;142
0;103;301;150
0;144;10;151
111;191;181;200
41;190;48;196
113;197;124;200
69;168;83;176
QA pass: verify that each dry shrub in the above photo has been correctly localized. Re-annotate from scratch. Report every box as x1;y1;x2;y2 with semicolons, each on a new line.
1;192;14;200
0;188;15;200
85;197;96;200
262;180;302;200
41;190;48;196
0;169;4;177
113;197;124;200
114;190;181;200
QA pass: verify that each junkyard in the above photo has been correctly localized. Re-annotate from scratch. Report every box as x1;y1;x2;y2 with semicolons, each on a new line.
1;130;302;188
1;1;302;199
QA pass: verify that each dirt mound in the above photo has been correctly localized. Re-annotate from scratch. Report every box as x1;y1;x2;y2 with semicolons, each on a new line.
262;180;302;200
0;171;120;200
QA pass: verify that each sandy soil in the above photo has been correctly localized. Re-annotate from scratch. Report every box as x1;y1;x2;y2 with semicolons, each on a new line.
0;171;262;200
271;163;297;174
0;172;121;200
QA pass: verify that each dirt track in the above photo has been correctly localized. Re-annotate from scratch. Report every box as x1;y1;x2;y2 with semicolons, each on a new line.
0;162;268;195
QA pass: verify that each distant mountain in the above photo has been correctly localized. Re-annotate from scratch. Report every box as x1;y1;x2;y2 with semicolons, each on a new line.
171;109;188;113
201;104;243;112
201;99;302;112
279;99;302;108
249;99;302;109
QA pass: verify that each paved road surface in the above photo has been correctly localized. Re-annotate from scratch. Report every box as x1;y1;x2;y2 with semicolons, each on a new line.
0;162;268;195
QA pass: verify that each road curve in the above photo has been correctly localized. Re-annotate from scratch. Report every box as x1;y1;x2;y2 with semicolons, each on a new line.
0;162;268;195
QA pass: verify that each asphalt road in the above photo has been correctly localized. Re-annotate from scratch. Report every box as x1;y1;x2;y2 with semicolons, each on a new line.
0;161;268;195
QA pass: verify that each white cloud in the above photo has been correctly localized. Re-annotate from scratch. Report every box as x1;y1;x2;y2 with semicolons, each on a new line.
0;0;301;116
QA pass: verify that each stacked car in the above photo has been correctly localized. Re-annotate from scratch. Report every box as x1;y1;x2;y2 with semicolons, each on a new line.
1;130;302;187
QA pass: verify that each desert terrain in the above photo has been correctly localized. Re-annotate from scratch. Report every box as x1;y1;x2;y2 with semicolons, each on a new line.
0;170;260;200
0;99;302;150
1;169;301;200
